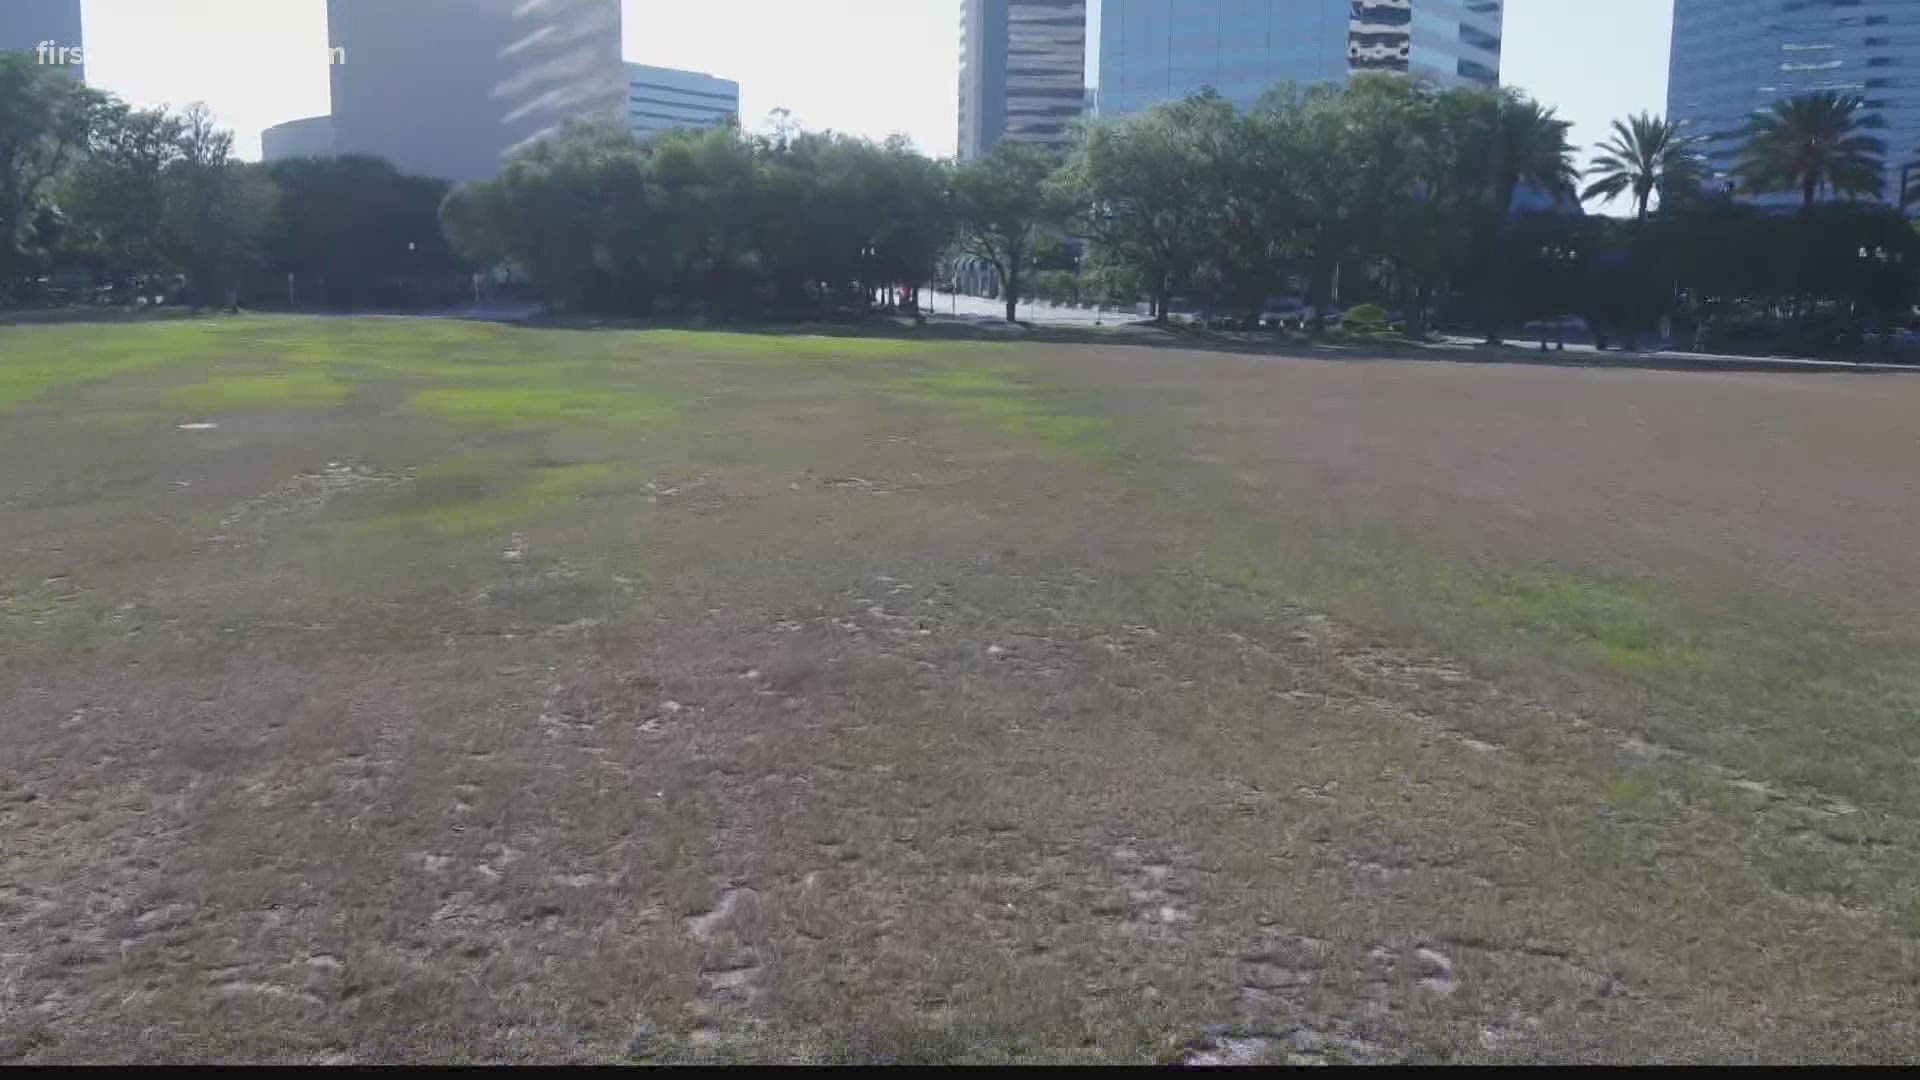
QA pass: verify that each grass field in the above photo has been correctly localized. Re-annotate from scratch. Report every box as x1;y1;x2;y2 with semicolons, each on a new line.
3;315;1918;1063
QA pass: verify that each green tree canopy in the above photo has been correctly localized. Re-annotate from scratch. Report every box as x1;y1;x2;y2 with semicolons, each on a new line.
950;139;1067;323
1735;91;1886;210
1581;112;1703;219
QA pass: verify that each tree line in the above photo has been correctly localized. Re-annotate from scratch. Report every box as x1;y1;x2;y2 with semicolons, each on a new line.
443;73;1916;347
1;52;462;310
4;48;1915;350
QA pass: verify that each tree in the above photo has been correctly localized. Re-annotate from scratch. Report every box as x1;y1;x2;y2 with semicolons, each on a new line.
443;119;656;313
1202;94;1307;327
0;53;109;290
1581;112;1702;219
62;103;187;290
1452;87;1577;343
262;154;458;308
950;140;1066;323
863;136;951;316
1062;93;1229;325
1734;91;1885;210
161;105;277;308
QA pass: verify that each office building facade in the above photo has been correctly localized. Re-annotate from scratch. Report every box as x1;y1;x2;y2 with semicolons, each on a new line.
1667;0;1920;206
959;0;1088;160
262;116;337;162
1096;0;1502;118
0;0;84;80
627;63;740;140
327;0;627;183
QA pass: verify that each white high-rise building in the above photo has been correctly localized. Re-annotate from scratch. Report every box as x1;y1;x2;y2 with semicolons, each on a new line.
626;63;740;140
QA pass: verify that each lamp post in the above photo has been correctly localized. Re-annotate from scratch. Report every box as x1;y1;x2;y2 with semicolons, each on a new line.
1538;245;1579;351
1857;245;1907;345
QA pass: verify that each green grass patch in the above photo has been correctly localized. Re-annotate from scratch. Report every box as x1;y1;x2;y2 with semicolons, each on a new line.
167;368;356;412
1450;569;1709;673
1601;769;1663;816
0;320;233;409
352;455;631;538
410;382;685;430
624;328;950;362
887;362;1120;464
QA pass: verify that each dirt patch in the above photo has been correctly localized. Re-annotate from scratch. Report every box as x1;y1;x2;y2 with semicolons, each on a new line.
213;462;407;546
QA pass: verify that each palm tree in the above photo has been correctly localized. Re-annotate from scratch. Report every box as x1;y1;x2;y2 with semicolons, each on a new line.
1456;89;1577;343
1478;91;1579;215
1733;91;1885;211
1581;112;1702;219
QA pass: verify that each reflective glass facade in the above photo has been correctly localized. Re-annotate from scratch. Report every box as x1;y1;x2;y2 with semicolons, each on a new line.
627;64;740;141
1096;0;1501;118
1668;0;1920;205
960;0;1089;159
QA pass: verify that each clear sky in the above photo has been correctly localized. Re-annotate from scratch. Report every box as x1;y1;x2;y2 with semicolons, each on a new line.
80;0;1674;207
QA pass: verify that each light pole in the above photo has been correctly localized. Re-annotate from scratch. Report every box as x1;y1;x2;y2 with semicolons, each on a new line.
1538;245;1578;351
1857;245;1907;343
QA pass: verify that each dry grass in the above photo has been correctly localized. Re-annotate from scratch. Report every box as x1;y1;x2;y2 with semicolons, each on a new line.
2;316;1918;1064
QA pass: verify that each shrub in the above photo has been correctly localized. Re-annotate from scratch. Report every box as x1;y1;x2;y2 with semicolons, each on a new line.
1344;303;1391;333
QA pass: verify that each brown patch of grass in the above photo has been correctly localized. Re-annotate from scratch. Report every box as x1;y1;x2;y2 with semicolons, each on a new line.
3;319;1919;1062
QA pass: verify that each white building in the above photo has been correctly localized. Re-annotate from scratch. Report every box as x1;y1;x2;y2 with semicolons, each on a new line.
626;63;740;140
261;116;336;162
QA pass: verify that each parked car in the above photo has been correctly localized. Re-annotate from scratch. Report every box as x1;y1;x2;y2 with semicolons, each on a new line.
1520;315;1589;340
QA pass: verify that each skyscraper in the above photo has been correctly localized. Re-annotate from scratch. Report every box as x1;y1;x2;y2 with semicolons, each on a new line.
0;0;84;80
327;0;627;183
627;63;740;141
1667;0;1920;206
1096;0;1503;119
959;0;1088;160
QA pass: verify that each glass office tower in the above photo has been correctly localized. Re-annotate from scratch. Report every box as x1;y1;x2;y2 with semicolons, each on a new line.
959;0;1089;159
1668;0;1920;206
1096;0;1502;118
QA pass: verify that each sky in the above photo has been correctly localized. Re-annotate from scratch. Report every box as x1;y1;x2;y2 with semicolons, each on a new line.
78;0;1675;206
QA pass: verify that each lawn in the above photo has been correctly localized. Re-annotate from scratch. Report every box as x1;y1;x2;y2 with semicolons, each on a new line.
2;316;1917;1063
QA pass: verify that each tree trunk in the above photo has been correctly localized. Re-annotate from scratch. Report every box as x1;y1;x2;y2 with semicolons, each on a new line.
1004;287;1018;324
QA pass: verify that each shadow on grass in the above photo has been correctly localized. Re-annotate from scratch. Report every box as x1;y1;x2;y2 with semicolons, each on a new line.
518;311;1920;377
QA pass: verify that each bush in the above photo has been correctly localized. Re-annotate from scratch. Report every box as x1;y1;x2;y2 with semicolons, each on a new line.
1343;303;1391;333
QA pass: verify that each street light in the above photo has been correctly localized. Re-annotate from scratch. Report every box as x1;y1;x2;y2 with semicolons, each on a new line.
1538;246;1579;351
